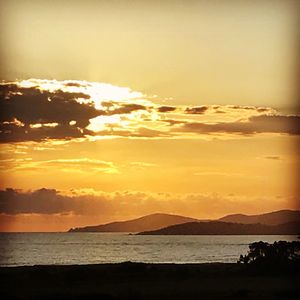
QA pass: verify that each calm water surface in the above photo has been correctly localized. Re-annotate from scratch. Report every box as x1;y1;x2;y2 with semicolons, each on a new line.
0;233;297;266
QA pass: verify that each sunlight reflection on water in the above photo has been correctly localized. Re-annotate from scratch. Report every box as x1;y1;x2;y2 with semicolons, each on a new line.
0;233;297;266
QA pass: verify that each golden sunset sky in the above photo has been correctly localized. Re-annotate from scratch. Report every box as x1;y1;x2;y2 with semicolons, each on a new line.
0;0;299;231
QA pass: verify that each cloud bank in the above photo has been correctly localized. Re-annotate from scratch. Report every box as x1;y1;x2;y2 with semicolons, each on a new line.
0;188;295;222
1;79;299;143
178;115;300;135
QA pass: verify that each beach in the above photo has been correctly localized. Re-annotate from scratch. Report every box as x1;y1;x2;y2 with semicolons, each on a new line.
1;262;299;300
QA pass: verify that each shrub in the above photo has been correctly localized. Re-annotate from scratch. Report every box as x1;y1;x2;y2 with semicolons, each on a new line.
238;240;300;265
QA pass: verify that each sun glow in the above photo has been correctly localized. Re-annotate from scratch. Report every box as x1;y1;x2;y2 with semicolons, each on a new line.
17;79;150;110
87;115;123;132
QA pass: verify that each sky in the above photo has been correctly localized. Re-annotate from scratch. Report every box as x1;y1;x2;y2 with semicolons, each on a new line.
0;0;299;231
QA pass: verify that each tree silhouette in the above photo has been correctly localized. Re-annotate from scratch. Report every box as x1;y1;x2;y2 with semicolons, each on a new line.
238;240;300;265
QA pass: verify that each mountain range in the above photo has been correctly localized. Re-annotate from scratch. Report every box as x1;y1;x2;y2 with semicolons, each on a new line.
218;209;300;225
69;213;198;232
68;209;300;234
137;221;300;235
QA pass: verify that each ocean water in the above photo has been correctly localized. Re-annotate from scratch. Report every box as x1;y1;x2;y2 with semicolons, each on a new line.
0;233;297;266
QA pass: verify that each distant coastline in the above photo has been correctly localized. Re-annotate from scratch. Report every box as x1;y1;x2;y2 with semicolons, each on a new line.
68;210;300;235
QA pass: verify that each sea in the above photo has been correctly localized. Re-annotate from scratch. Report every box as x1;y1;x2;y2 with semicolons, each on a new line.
0;233;297;267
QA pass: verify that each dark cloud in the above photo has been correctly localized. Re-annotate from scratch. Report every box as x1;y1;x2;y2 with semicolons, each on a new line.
176;114;300;135
228;105;274;114
107;104;146;115
0;123;93;143
249;115;300;135
64;82;85;87
0;83;153;143
0;188;110;215
0;84;101;143
94;102;147;115
0;188;71;215
185;106;208;114
257;107;270;112
227;105;258;110
157;106;176;113
0;86;98;126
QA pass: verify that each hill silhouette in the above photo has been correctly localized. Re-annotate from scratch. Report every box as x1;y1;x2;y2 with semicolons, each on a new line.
137;221;300;235
68;210;300;233
218;209;300;225
69;213;198;232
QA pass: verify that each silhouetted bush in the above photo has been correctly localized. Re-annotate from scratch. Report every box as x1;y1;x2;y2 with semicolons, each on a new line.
238;240;300;265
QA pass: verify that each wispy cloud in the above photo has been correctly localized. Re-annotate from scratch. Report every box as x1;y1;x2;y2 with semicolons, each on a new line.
176;115;300;136
0;157;159;174
263;156;282;160
1;158;119;174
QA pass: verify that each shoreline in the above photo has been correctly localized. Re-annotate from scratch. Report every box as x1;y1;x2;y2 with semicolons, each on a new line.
0;261;235;269
1;262;299;299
